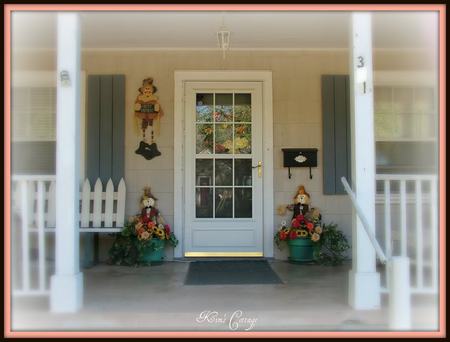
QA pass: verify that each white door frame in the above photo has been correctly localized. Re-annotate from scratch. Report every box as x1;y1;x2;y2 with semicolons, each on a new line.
174;70;274;258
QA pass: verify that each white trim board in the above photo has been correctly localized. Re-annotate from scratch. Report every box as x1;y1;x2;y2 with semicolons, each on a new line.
173;70;274;258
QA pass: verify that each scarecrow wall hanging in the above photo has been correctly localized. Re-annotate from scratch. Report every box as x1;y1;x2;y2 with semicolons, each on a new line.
134;77;164;160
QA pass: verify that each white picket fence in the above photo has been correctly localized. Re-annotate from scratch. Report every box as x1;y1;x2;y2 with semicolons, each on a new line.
375;174;438;294
11;175;126;296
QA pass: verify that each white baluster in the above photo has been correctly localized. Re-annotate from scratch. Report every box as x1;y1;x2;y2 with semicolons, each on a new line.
37;181;46;291
415;180;423;290
400;180;407;256
20;180;30;291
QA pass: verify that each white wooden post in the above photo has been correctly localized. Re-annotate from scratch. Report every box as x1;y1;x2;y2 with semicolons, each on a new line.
388;257;411;330
348;12;380;309
50;13;83;312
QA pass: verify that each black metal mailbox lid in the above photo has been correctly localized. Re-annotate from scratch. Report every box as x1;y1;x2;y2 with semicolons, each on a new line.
281;148;318;168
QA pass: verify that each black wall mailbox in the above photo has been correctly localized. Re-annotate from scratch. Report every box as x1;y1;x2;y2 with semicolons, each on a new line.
282;148;318;179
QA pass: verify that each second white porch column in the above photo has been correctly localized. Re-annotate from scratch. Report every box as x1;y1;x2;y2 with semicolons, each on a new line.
50;13;83;312
348;12;380;310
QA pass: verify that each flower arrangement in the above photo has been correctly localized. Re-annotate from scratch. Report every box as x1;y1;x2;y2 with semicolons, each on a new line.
108;187;178;266
274;209;323;248
197;123;251;154
274;185;350;265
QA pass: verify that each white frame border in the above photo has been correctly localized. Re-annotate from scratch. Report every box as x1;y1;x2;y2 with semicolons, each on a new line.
173;70;274;258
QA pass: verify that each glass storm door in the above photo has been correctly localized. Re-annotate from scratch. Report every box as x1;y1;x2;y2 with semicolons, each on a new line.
184;82;263;257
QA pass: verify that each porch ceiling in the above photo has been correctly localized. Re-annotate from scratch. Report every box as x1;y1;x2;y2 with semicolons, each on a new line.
12;11;437;50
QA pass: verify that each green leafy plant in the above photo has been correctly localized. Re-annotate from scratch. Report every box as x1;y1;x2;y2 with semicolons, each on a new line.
108;219;178;266
313;223;350;266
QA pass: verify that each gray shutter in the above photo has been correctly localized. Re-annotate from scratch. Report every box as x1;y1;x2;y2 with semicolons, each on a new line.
322;75;351;195
86;75;125;186
86;75;100;185
84;74;125;267
112;75;125;185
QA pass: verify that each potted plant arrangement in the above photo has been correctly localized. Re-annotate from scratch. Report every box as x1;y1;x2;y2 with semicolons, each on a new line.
313;223;350;266
109;187;178;266
274;185;350;265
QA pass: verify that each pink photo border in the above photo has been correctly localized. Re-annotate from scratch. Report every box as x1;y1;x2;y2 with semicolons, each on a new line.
3;3;446;339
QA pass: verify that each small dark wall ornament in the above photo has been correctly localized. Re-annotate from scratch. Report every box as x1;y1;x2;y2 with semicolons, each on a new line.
134;77;163;160
282;148;318;179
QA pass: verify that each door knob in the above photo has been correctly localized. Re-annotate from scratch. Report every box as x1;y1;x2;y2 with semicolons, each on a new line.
252;161;262;177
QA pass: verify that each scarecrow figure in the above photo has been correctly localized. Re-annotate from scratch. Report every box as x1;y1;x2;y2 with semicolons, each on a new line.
287;185;311;218
134;78;163;160
139;187;165;226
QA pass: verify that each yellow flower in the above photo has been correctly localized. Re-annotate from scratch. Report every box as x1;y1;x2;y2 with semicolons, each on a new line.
315;226;322;234
296;230;308;238
235;137;249;150
223;140;234;151
311;233;320;242
156;227;165;239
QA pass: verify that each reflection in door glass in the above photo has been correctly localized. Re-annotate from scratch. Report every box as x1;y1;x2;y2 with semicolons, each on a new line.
214;93;233;122
196;159;213;186
215;159;233;186
234;124;251;154
215;188;233;218
196;93;213;122
234;93;252;122
234;188;252;218
196;188;213;218
196;124;213;154
235;159;252;186
215;123;233;154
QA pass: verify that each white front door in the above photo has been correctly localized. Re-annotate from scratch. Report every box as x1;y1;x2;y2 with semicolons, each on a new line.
184;82;263;257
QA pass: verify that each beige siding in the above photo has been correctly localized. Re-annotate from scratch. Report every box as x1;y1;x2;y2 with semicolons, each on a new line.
12;49;434;260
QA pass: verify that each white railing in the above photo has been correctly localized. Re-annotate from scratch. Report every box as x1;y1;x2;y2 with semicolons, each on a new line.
341;177;412;330
375;174;438;295
11;175;126;297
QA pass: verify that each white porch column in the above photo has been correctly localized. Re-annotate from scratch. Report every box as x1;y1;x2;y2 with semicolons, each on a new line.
50;13;83;312
348;12;380;309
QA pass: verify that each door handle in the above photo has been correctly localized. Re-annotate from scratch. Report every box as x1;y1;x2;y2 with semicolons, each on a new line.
252;161;262;177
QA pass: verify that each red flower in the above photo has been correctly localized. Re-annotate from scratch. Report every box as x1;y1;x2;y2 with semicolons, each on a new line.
291;219;300;228
164;224;171;234
306;222;314;231
296;215;304;221
279;231;287;240
289;231;297;240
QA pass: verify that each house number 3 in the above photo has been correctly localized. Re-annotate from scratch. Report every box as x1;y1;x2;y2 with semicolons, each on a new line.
357;56;365;68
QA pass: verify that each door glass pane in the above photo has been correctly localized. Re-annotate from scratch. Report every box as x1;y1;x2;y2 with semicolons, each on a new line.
215;188;233;218
235;159;252;186
215;123;233;154
235;188;252;218
234;124;251;154
196;93;213;122
234;93;252;122
196;124;213;154
214;94;233;122
196;188;213;218
196;159;213;186
215;159;233;186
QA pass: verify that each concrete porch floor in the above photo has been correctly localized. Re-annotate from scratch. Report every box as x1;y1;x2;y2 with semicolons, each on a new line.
11;260;439;332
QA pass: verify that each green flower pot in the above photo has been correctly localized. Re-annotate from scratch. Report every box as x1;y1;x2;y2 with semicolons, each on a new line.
288;238;314;263
140;239;165;264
